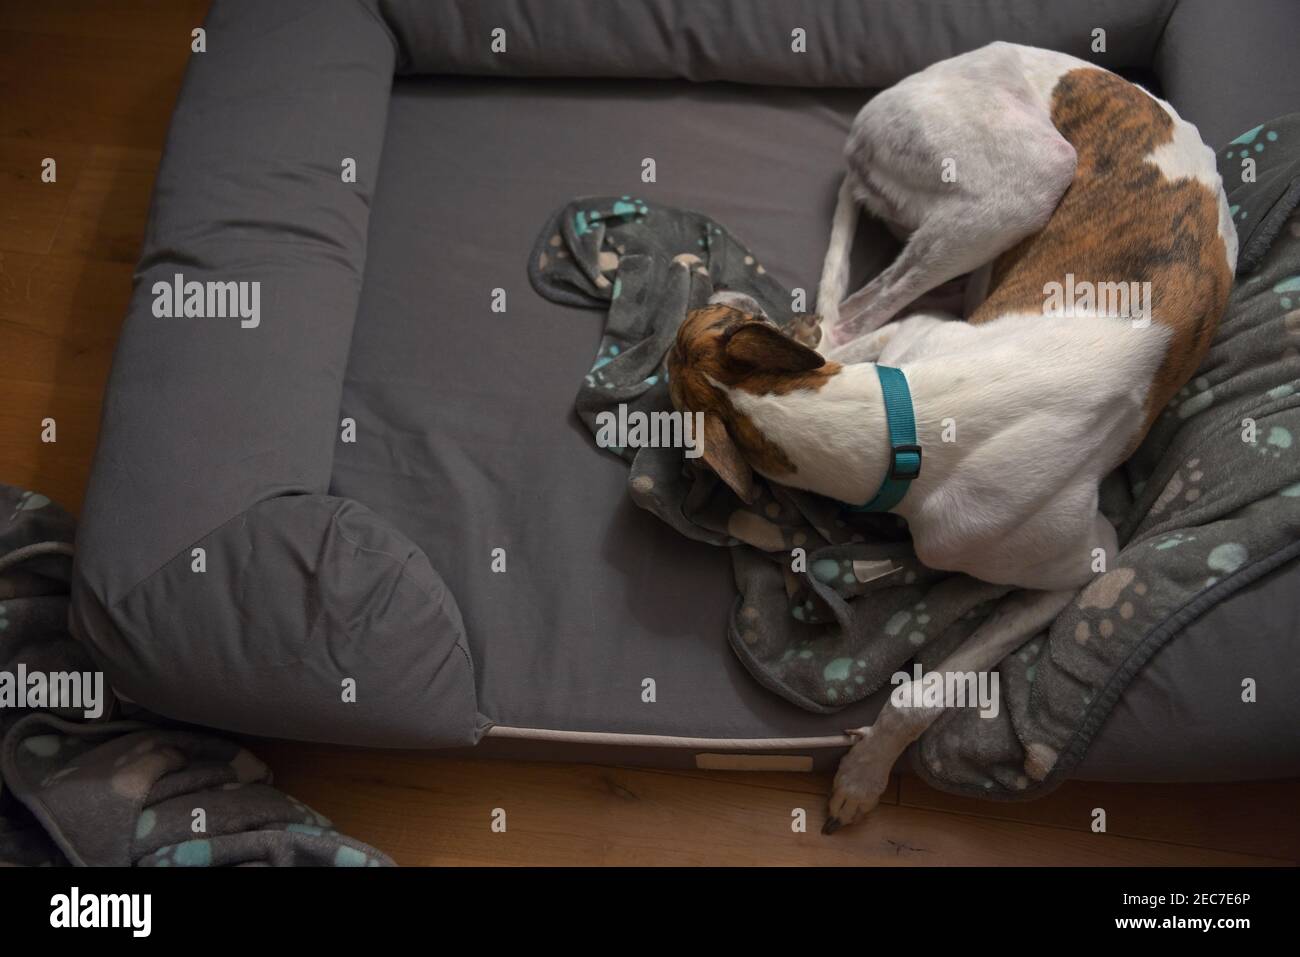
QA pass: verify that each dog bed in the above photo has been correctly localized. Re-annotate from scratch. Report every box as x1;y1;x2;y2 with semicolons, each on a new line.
72;0;1300;782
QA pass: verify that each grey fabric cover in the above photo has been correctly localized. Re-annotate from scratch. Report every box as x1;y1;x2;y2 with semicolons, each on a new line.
72;0;1300;779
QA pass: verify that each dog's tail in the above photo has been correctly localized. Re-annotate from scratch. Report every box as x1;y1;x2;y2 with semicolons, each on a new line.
817;174;859;330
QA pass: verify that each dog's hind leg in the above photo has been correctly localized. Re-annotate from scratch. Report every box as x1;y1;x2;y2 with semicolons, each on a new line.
823;587;1075;833
828;230;978;344
827;152;1071;345
825;84;1077;347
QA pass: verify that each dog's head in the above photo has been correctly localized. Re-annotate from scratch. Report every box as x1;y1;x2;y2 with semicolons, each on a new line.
667;303;833;503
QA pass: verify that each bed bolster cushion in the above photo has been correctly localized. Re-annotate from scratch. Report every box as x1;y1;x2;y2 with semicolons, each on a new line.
70;0;481;746
377;0;1170;86
76;497;480;747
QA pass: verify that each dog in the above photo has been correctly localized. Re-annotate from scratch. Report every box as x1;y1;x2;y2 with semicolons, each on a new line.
667;42;1236;831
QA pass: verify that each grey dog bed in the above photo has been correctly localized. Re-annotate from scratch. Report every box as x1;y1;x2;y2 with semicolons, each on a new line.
72;0;1300;782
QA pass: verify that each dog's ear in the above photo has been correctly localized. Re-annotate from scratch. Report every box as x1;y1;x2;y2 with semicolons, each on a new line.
701;413;756;503
724;322;825;373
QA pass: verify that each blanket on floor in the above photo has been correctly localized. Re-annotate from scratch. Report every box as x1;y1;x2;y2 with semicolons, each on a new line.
529;112;1300;798
0;485;393;866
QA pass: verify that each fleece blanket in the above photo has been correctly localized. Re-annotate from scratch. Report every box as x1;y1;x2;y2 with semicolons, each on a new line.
0;485;393;866
529;113;1300;798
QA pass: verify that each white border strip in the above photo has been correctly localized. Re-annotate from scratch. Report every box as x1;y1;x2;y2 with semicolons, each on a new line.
485;725;853;750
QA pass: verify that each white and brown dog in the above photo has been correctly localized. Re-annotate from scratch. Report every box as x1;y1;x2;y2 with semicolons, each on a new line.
667;42;1236;832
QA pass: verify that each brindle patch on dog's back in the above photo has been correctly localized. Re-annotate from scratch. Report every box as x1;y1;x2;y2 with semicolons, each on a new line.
970;67;1232;441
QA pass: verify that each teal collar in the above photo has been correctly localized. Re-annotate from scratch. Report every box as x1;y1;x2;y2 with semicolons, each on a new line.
844;365;921;513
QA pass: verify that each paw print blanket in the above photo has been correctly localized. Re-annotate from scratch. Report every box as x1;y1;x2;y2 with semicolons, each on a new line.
529;113;1300;798
0;486;393;866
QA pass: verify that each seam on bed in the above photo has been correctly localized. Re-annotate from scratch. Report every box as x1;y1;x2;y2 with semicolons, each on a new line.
1149;0;1184;69
328;511;477;689
483;726;853;749
102;497;474;690
354;0;405;72
106;499;308;613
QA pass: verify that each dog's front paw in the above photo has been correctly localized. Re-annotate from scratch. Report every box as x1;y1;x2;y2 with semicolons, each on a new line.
788;314;822;349
823;728;892;834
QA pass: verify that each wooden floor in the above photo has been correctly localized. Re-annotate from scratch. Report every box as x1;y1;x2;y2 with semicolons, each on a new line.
2;1;1296;867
